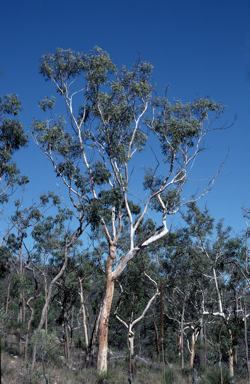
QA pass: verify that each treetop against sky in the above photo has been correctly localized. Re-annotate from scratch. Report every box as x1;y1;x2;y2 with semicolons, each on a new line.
0;0;249;233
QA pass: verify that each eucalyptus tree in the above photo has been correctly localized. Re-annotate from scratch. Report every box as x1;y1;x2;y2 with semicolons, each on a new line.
113;240;160;354
114;271;159;382
48;245;94;366
5;199;44;326
201;226;245;377
182;203;246;376
0;94;29;279
32;46;227;372
160;223;212;368
0;93;28;204
29;196;87;371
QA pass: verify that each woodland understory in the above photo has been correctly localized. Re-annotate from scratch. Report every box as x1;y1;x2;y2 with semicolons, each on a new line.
1;47;250;383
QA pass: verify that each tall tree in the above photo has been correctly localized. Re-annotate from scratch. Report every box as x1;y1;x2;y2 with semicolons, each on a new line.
32;47;227;372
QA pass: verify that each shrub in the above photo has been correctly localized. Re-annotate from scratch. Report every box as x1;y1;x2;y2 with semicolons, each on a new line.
202;366;234;384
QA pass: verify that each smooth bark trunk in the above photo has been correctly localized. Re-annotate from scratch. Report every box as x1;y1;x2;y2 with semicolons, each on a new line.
181;302;185;369
128;324;134;357
128;323;135;383
64;306;70;365
199;316;205;367
227;327;234;377
97;252;115;372
190;327;200;368
79;276;89;365
177;331;181;357
190;331;195;368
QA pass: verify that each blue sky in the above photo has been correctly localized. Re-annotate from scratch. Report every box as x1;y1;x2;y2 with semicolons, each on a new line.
1;0;250;236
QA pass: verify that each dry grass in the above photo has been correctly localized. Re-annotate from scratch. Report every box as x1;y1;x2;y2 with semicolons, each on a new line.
1;348;179;384
1;346;249;384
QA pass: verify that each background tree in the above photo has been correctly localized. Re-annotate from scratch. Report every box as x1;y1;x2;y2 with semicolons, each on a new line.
0;93;28;205
181;203;246;377
0;93;28;287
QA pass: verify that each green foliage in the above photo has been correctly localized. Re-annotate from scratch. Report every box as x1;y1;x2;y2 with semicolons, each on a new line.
38;95;56;111
32;46;227;241
0;94;23;116
39;46;116;85
202;366;235;384
94;368;112;383
0;246;12;279
150;98;224;161
163;366;175;384
183;201;214;239
0;94;28;203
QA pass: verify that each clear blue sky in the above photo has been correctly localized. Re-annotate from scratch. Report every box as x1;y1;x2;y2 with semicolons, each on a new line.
1;0;250;235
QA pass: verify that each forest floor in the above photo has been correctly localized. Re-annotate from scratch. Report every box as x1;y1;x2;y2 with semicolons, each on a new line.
1;345;189;384
1;342;249;384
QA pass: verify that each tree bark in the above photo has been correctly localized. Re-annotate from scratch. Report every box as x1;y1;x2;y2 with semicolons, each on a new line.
64;305;70;365
153;319;160;360
192;354;198;384
177;331;181;357
44;275;48;335
89;300;102;367
190;331;195;368
128;324;134;357
227;327;234;377
190;327;200;368
18;245;23;325
97;251;115;372
204;322;207;368
78;276;89;365
161;280;165;382
181;302;185;369
5;275;10;316
25;299;35;362
199;316;205;367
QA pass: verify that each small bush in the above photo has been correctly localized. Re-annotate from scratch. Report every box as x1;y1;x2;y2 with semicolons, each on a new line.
202;366;234;384
164;366;175;384
94;369;112;384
